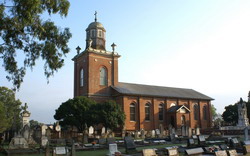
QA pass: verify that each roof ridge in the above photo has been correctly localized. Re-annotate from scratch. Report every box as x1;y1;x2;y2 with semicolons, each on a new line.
118;82;192;90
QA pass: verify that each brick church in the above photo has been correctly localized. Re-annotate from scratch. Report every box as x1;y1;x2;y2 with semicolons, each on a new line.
72;14;213;132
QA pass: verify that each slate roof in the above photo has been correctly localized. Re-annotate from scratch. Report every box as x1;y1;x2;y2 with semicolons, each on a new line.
111;82;213;100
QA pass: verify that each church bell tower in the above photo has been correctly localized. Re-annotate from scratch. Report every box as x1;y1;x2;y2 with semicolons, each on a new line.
72;12;120;102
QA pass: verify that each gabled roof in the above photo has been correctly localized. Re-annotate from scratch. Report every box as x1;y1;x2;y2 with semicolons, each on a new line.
111;82;213;100
168;105;191;113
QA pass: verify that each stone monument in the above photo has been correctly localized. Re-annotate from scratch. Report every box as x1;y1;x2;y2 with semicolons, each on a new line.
237;98;249;127
21;103;31;128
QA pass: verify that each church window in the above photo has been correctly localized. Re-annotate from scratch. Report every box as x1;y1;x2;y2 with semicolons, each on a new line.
100;67;107;86
194;104;199;120
145;103;150;121
203;105;207;120
98;30;102;37
91;30;96;37
159;103;164;121
130;103;136;121
80;68;84;87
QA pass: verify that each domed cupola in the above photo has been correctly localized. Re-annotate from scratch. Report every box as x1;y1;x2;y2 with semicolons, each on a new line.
85;12;106;50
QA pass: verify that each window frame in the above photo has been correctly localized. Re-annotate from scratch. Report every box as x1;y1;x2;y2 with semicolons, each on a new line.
80;68;84;87
158;103;164;121
145;103;150;121
193;104;199;121
100;67;107;86
130;103;136;121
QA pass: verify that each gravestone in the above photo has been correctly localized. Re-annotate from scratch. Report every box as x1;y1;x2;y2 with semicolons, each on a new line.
198;135;206;146
188;127;192;137
134;131;139;139
219;144;229;150
142;149;157;156
54;146;67;155
155;129;160;137
101;127;106;135
167;148;179;156
181;126;186;136
187;138;195;147
192;135;198;140
230;138;240;148
215;150;227;156
9;134;29;149
141;129;145;139
185;147;204;155
243;145;250;155
196;127;200;135
98;138;106;145
245;127;249;141
108;144;120;156
88;126;94;136
227;149;238;156
41;136;48;147
124;136;136;154
151;130;155;138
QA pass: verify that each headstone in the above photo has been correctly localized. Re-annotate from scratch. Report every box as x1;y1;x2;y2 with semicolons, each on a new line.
219;144;229;150
142;149;157;156
155;129;160;137
243;145;250;155
89;126;94;136
124;136;136;154
187;138;195;147
192;135;198;140
109;144;120;155
181;126;186;136
151;130;155;138
198;135;206;146
99;138;106;145
188;127;192;137
9;134;29;149
196;127;200;135
54;147;66;155
101;127;106;135
227;149;238;156
245;127;249;141
41;136;48;147
141;129;145;139
185;147;204;155
237;98;249;127
167;148;179;156
134;131;139;139
215;150;227;156
230;138;240;148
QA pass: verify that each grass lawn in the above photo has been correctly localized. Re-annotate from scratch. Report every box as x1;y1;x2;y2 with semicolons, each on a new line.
0;143;184;156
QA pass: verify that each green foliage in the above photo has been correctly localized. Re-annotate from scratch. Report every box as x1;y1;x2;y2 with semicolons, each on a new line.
94;100;125;131
54;96;96;132
0;0;71;90
211;104;218;120
0;86;22;132
29;119;40;129
222;103;238;125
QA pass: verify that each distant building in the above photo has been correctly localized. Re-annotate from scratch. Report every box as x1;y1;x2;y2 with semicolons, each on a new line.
72;14;213;131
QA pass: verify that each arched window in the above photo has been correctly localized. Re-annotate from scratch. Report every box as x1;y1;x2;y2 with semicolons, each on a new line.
181;115;186;125
145;103;150;121
203;105;207;120
159;104;164;121
194;104;199;120
100;67;107;85
80;69;84;87
130;103;136;121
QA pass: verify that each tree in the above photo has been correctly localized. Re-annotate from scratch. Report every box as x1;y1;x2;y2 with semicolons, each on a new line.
54;97;96;132
222;103;238;125
0;0;72;90
0;86;22;132
29;119;40;129
211;104;218;120
94;100;125;131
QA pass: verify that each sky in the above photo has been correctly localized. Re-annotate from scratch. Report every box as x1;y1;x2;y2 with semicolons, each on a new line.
1;0;250;124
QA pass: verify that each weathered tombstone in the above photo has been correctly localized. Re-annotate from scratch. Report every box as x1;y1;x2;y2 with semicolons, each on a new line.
230;138;240;149
198;135;206;146
101;127;106;135
181;126;186;136
187;138;195;147
227;149;238;156
108;144;120;156
54;146;67;155
141;129;145;139
188;127;192;137
142;149;157;156
155;129;160;138
83;131;88;144
196;127;200;135
134;131;139;139
167;148;179;156
215;150;227;156
243;145;250;155
185;147;204;155
192;135;198;140
21;125;30;140
121;129;126;138
219;144;229;150
151;130;155;138
124;136;136;154
88;126;94;137
9;134;29;149
245;127;249;141
41;136;48;147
